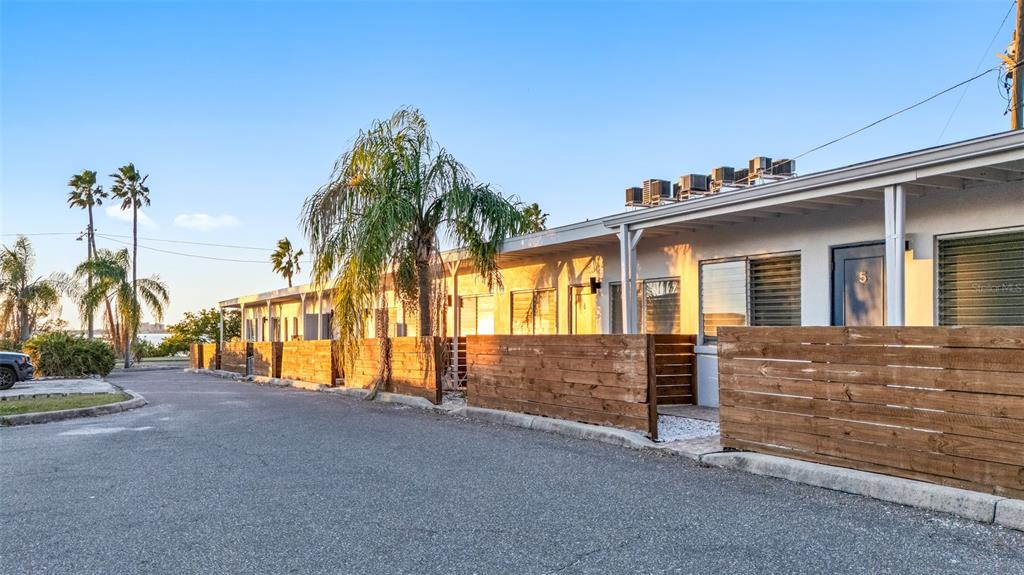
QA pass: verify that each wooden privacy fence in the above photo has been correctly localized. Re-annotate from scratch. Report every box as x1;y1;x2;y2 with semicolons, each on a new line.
342;337;444;403
280;340;337;385
652;334;697;405
466;335;659;439
252;342;282;378
189;343;220;369
718;326;1024;499
220;342;250;375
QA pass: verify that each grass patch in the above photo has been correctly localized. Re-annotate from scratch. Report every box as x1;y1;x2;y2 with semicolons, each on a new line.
0;392;130;416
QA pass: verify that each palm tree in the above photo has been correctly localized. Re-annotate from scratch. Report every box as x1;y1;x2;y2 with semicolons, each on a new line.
270;237;303;288
522;202;548;233
67;169;108;338
0;236;65;342
109;164;151;367
75;248;168;365
302;107;529;348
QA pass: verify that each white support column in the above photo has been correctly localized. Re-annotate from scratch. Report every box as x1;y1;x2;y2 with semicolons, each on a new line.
239;304;245;341
218;307;224;346
884;184;906;326
267;301;274;341
618;224;630;334
300;293;306;340
318;291;324;340
628;228;644;334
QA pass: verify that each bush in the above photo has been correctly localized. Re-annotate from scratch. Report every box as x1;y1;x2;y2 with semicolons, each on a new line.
0;338;21;352
23;332;117;377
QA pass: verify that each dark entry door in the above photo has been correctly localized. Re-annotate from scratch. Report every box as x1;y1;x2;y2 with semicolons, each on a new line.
832;243;885;326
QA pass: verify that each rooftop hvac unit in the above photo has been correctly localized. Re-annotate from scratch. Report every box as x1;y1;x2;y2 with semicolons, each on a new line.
734;168;750;184
625;186;644;206
642;179;672;205
674;174;708;200
749;156;772;177
711;166;735;184
771;158;795;176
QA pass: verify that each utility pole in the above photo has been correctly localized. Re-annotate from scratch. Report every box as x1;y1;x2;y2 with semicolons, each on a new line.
1013;0;1023;129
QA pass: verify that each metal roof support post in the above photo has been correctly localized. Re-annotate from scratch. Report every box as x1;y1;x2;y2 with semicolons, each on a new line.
268;301;274;342
618;225;631;334
629;228;644;334
884;184;906;326
239;303;245;341
318;291;324;340
218;306;224;347
300;293;306;340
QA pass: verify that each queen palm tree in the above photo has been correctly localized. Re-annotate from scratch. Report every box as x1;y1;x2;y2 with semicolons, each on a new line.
67;169;108;338
0;236;65;342
75;248;168;364
110;163;150;367
302;107;529;351
270;237;303;288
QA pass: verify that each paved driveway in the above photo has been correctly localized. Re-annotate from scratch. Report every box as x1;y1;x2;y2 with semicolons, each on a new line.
2;370;1022;574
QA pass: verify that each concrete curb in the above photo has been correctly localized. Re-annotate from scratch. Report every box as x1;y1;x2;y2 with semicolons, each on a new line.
115;365;186;373
995;498;1024;531
449;406;658;450
0;389;148;427
700;452;1014;527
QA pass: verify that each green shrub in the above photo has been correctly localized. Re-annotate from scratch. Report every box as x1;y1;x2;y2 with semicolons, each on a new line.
0;338;21;352
23;332;117;377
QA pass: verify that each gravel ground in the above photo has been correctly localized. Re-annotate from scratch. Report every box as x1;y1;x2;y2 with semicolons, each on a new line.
657;414;720;442
3;369;1022;574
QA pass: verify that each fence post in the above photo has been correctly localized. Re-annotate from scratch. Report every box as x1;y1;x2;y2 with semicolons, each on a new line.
645;334;659;441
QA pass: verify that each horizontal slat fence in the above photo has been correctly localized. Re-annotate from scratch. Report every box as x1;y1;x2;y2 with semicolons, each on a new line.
343;337;443;403
252;342;282;378
220;342;249;375
718;326;1024;499
200;343;218;369
280;340;337;385
652;334;697;405
466;335;658;439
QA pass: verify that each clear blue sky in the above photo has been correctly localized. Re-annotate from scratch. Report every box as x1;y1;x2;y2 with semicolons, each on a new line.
1;0;1016;326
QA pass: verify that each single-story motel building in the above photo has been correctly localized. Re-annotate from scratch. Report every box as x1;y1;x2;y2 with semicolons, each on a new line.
218;131;1024;407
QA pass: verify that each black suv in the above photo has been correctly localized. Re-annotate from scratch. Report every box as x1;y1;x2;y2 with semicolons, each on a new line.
0;352;34;390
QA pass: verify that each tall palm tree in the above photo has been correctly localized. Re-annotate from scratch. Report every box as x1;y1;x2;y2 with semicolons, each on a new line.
302;107;529;348
270;237;303;288
0;236;65;342
75;248;168;364
67;169;108;338
109;163;151;367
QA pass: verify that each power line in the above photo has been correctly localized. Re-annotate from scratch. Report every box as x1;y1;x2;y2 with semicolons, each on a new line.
792;65;1005;161
937;0;1016;142
95;234;271;263
2;231;277;252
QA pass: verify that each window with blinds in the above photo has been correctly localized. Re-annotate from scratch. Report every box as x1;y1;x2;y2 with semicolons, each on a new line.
749;254;802;327
460;295;495;335
511;289;557;335
700;253;801;342
938;230;1024;326
700;260;747;341
608;279;680;334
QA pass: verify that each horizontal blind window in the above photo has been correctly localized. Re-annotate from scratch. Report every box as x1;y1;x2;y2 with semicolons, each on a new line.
938;231;1024;326
643;279;680;334
701;260;747;341
749;254;801;326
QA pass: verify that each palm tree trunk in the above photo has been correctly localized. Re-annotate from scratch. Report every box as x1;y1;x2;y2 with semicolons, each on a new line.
86;205;95;339
417;260;432;336
126;203;138;369
18;304;30;341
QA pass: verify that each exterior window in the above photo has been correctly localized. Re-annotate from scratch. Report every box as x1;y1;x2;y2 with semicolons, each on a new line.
293;317;299;339
609;278;681;334
700;253;801;342
460;295;495;336
511;289;557;335
938;230;1024;326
